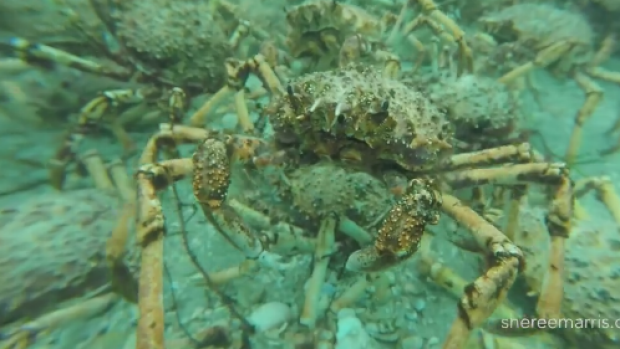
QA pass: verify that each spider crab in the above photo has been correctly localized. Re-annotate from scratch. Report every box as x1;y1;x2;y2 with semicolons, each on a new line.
132;42;573;347
282;0;398;73
0;150;138;349
479;3;620;165
260;0;475;78
2;0;263;189
186;0;405;130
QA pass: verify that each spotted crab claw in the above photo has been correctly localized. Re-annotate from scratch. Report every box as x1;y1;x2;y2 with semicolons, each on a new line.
346;178;441;272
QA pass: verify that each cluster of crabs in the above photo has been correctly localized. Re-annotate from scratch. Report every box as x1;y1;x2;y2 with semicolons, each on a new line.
2;0;620;348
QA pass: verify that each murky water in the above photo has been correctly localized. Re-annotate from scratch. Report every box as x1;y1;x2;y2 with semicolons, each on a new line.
1;1;619;348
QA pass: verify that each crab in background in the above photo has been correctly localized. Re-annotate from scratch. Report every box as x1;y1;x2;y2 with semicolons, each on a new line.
477;3;620;165
259;0;475;79
0;150;138;349
1;0;269;189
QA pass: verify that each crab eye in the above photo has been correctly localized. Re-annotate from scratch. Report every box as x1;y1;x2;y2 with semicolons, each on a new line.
380;99;389;111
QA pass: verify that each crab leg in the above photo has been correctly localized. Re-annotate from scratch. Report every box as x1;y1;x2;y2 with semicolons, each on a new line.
505;185;527;240
441;162;573;320
166;87;187;125
442;163;567;188
228;20;251;50
187;86;232;127
136;125;286;348
387;0;410;44
107;200;138;303
79;149;116;192
50;88;153;189
189;260;258;286
227;199;317;254
406;34;427;73
76;89;147;136
0;293;116;349
300;215;337;328
439;194;523;349
588;66;620;84
330;276;368;312
586;66;620;155
339;35;367;68
142;124;210;163
413;0;474;75
575;176;620;224
106;157;138;301
3;37;130;78
433;143;532;171
498;41;573;84
259;41;292;82
564;72;603;166
107;159;135;202
76;152;137;304
435;144;533;239
402;15;456;72
589;33;616;67
605;112;620;138
188;54;283;132
417;235;519;320
135;159;194;349
132;121;217;349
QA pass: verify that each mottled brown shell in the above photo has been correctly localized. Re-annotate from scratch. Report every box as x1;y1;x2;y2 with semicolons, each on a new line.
267;64;454;170
285;0;385;59
289;162;392;227
480;4;594;61
406;73;521;149
479;4;597;76
113;0;232;91
0;190;138;325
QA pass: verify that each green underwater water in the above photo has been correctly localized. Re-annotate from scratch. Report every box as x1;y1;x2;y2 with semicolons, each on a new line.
0;0;619;348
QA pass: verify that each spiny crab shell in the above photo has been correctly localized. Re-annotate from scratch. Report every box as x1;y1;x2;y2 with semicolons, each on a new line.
285;0;387;59
267;64;454;171
479;3;594;66
0;189;138;326
288;161;393;227
408;73;522;149
110;0;234;90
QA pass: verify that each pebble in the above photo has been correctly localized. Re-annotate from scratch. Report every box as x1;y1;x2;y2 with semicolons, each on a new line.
247;302;292;332
400;335;424;349
428;336;440;346
414;299;426;311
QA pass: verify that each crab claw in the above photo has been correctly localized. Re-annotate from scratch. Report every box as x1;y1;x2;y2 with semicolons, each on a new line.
346;179;441;272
